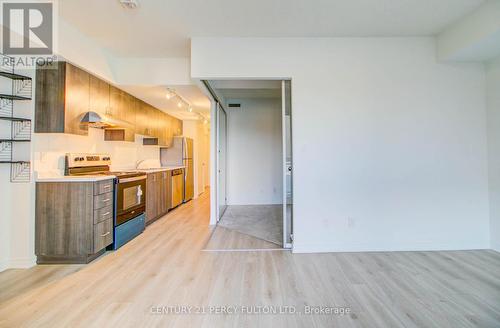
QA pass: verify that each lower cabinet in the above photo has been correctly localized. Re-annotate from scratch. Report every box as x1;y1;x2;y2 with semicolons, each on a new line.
35;179;115;264
145;170;172;225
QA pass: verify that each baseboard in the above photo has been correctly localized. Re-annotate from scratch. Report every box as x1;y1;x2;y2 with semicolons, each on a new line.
0;260;8;272
292;241;490;254
8;256;36;269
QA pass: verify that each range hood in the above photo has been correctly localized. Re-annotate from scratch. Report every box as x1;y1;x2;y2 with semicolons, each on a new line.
81;111;132;129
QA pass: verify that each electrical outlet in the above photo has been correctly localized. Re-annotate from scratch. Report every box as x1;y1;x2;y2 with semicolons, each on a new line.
347;217;356;228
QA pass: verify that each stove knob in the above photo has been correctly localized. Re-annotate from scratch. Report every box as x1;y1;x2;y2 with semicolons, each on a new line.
80;157;85;161
74;157;80;161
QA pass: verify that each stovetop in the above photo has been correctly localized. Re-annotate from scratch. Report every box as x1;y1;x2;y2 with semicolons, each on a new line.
65;153;146;179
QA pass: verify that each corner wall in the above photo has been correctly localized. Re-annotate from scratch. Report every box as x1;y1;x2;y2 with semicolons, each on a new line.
487;56;500;251
192;37;490;253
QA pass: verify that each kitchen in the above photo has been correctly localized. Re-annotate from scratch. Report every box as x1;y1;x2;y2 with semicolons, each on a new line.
31;61;210;263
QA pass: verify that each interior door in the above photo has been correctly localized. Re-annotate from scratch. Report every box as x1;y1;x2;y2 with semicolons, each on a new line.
282;80;293;248
217;103;228;221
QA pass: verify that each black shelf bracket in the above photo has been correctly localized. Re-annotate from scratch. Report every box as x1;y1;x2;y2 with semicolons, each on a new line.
0;53;32;182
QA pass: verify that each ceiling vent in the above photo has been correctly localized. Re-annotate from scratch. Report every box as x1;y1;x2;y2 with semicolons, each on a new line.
228;103;241;109
119;0;138;9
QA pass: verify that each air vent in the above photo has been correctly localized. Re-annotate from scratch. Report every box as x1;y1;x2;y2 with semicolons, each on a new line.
228;103;241;108
119;0;138;9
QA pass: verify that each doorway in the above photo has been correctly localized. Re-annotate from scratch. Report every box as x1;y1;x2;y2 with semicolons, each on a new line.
204;80;293;249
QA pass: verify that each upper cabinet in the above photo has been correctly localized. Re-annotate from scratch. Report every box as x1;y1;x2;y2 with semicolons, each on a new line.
106;86;135;142
35;61;183;144
89;75;109;116
35;62;89;135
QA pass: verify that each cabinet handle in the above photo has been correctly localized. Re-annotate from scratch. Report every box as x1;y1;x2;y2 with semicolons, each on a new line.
103;198;111;203
101;231;111;237
103;185;111;189
102;212;110;216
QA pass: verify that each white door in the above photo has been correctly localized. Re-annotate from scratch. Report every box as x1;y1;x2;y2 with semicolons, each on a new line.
217;103;228;221
282;80;293;248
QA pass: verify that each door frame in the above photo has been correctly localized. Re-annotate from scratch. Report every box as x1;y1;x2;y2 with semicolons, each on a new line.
282;80;293;249
200;79;294;250
215;102;228;222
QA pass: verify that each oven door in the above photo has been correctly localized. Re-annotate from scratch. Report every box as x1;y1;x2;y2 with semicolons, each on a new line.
116;175;147;226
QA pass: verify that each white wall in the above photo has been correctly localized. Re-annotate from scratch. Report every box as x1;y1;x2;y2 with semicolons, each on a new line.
192;37;490;252
487;56;500;252
0;68;35;271
182;120;210;198
226;98;282;205
33;130;160;174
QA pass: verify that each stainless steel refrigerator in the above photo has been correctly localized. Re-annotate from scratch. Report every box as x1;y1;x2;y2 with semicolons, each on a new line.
160;137;194;202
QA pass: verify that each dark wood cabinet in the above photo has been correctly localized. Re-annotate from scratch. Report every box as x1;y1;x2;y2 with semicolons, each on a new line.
35;62;89;135
146;172;158;223
35;180;114;264
35;61;182;142
89;75;110;116
106;86;135;142
145;170;171;225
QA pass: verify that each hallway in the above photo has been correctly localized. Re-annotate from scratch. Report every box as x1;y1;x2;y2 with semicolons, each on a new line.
1;190;500;327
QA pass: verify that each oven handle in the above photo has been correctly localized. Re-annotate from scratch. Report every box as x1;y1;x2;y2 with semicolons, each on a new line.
119;175;147;183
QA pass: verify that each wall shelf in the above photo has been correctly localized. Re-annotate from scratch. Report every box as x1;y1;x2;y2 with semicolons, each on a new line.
0;53;32;182
0;94;32;101
0;71;32;80
0;160;30;164
0;116;31;122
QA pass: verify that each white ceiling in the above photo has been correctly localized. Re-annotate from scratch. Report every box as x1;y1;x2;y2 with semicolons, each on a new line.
60;0;484;57
119;85;211;120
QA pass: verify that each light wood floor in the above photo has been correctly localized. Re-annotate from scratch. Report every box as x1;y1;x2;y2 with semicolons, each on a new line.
204;226;282;251
1;190;500;327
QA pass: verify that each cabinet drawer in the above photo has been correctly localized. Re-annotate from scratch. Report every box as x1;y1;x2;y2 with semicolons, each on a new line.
94;179;114;195
93;218;113;253
94;205;113;224
94;192;113;210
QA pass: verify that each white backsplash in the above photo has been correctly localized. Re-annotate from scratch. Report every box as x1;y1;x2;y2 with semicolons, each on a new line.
33;128;160;175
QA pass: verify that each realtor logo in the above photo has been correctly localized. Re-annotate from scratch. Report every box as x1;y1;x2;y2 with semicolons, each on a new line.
2;1;53;55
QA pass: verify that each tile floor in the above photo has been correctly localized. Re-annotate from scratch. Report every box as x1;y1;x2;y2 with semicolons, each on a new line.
217;205;283;246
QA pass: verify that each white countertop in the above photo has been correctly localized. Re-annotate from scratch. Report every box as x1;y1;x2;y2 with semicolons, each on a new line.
35;172;116;182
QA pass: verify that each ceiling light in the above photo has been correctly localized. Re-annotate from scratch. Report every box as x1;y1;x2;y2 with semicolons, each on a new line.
203;119;208;124
177;101;183;108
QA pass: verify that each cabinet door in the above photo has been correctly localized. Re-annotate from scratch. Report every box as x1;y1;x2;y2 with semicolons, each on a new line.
64;63;89;135
146;173;158;223
173;118;182;136
148;105;159;138
134;99;146;136
109;86;135;141
123;92;136;141
158;112;167;146
159;171;169;215
89;75;109;116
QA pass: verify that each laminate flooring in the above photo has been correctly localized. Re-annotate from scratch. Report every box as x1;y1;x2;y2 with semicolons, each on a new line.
1;190;500;327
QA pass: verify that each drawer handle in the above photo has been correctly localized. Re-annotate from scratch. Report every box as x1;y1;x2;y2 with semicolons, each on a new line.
103;185;111;189
102;198;111;203
101;231;111;237
102;212;110;216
